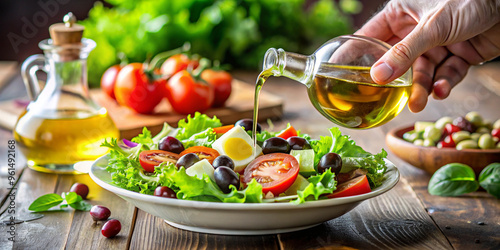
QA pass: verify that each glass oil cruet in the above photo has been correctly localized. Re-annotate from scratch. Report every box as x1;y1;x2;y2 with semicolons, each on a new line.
256;35;413;129
13;13;119;174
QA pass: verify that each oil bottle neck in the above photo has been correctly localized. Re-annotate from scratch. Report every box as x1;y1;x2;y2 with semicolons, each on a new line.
263;48;315;85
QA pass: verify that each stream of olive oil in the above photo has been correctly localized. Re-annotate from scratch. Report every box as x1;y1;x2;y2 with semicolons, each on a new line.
252;64;412;142
14;109;119;170
252;68;273;146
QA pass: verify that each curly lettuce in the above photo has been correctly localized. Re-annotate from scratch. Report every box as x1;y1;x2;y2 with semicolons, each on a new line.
310;127;388;188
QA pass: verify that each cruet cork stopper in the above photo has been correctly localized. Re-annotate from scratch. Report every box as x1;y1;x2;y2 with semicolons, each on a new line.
49;12;84;45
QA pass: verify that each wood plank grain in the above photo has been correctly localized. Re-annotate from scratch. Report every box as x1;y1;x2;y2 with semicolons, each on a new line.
398;163;500;249
278;180;452;249
0;62;17;92
0;169;67;250
129;209;280;250
0;128;25;210
63;174;136;250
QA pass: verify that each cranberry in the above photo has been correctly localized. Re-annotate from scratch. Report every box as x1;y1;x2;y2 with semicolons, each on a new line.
70;183;89;200
154;186;177;198
101;219;121;238
158;136;185;154
90;205;111;221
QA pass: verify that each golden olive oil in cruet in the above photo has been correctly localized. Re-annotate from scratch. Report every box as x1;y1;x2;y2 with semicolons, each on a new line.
13;13;119;174
252;35;412;141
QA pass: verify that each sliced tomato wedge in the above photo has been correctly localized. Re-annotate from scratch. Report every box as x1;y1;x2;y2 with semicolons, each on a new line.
276;126;298;140
179;146;220;164
139;150;180;173
212;124;235;135
327;175;371;198
243;153;299;196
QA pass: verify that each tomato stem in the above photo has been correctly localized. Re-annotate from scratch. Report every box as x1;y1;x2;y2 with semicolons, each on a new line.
149;42;191;71
191;57;211;82
117;52;128;67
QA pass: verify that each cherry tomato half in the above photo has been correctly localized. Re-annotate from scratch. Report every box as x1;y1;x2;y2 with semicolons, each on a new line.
160;54;199;78
276;126;298;140
101;65;122;100
179;146;220;164
201;69;232;107
139;150;180;173
164;70;214;115
327;175;371;198
115;63;165;114
243;153;299;196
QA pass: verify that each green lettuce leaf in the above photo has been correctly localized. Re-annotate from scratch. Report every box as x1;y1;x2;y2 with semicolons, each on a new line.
328;127;371;157
292;169;337;204
180;128;217;148
176;112;222;141
341;151;388;188
309;127;388;188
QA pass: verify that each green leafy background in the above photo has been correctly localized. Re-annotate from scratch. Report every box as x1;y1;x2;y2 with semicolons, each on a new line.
81;0;360;87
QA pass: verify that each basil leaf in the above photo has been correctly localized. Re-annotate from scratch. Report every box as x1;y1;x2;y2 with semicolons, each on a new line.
64;192;82;204
478;163;500;199
28;193;64;212
428;163;479;196
68;201;93;211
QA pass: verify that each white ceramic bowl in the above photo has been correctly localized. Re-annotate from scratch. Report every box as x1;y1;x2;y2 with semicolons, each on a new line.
89;155;399;235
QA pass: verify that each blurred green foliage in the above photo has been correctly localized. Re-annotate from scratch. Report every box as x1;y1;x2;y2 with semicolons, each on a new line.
82;0;359;87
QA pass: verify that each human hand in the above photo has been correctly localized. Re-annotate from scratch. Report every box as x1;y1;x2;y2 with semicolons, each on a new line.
356;0;500;112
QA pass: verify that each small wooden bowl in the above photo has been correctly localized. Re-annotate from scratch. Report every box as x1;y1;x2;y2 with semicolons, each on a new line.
386;125;500;175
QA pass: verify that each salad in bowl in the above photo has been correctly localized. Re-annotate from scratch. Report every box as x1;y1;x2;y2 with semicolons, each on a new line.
98;112;392;204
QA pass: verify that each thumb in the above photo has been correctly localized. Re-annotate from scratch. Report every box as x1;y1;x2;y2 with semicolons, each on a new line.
371;27;436;84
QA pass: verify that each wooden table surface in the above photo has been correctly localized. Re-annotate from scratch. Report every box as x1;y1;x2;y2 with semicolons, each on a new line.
0;62;499;250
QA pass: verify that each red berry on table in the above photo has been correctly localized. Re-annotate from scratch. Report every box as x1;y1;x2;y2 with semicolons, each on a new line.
90;205;111;221
101;219;121;238
70;183;89;200
154;186;177;198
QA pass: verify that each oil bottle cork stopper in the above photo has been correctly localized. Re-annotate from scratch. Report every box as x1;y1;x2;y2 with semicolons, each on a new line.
49;12;84;45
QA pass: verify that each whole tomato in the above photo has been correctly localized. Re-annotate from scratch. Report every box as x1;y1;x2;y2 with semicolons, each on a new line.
201;69;232;107
165;70;214;115
114;63;165;114
160;54;199;78
100;65;122;100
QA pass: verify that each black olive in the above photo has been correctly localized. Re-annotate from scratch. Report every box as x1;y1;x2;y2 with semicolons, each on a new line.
214;166;240;193
235;118;261;133
175;153;200;169
262;137;290;154
317;152;342;175
287;136;311;150
213;155;235;170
